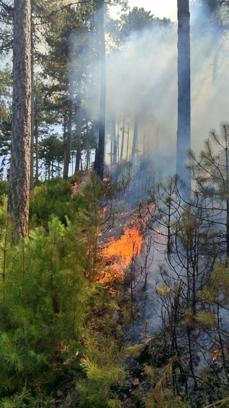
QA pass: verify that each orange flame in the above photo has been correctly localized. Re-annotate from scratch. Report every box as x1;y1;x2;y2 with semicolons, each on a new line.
98;224;144;285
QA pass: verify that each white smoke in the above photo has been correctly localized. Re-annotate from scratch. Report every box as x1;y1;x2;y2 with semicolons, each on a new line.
106;24;177;152
69;1;229;171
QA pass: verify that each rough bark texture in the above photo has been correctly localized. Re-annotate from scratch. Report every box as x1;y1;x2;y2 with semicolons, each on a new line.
30;91;34;189
34;112;39;183
95;0;106;179
176;0;191;198
120;118;125;160
132;117;139;161
30;17;34;190
9;0;32;238
63;105;72;179
225;143;229;257
75;147;81;174
110;114;117;164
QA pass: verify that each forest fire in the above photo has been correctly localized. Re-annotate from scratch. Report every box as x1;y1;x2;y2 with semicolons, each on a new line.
98;222;144;285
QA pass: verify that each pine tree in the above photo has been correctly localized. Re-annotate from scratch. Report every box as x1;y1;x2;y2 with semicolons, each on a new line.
176;0;191;199
94;0;106;179
190;123;229;257
9;0;32;238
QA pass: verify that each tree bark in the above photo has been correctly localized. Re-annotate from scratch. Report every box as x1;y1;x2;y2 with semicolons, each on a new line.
110;114;117;164
9;0;32;238
94;0;106;179
75;147;81;174
120;118;125;160
225;144;229;257
132;116;139;161
34;112;39;183
126;123;130;160
63;103;72;179
30;14;34;190
30;90;35;189
176;0;191;199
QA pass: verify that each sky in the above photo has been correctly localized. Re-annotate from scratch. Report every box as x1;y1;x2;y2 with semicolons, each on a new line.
129;0;177;20
110;0;177;21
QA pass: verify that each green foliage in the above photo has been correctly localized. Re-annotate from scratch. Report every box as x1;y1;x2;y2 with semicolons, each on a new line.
125;343;145;358
145;392;190;408
76;280;125;407
182;308;195;328
145;358;190;408
39;134;64;176
30;178;87;227
77;333;125;408
195;311;216;329
0;177;127;406
30;179;72;225
77;322;125;408
0;216;89;399
0;182;9;198
211;264;229;299
201;263;229;308
182;306;217;330
107;6;171;46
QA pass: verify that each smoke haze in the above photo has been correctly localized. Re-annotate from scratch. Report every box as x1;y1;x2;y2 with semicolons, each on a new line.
69;1;229;174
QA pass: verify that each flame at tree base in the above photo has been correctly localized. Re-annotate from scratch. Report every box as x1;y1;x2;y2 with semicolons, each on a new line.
98;223;144;286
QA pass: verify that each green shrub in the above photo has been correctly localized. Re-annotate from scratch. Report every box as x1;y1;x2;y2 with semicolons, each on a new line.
77;332;125;408
30;178;87;227
0;181;9;199
0;216;89;400
0;176;124;406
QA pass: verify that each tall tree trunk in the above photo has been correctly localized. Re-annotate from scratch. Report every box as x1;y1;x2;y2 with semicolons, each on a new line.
51;161;54;179
176;0;191;199
9;0;32;238
30;90;35;188
126;122;130;160
132;116;139;161
75;147;81;174
63;103;72;179
86;149;90;170
110;114;117;163
110;115;116;164
34;114;39;183
30;15;34;190
63;113;67;177
95;0;106;179
225;144;229;257
120;118;125;160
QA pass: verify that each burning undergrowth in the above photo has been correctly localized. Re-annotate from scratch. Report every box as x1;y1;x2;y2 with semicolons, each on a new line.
97;205;146;287
95;171;159;342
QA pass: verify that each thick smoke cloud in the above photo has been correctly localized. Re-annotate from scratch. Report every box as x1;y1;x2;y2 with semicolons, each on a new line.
106;25;177;153
191;3;229;150
69;1;229;172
